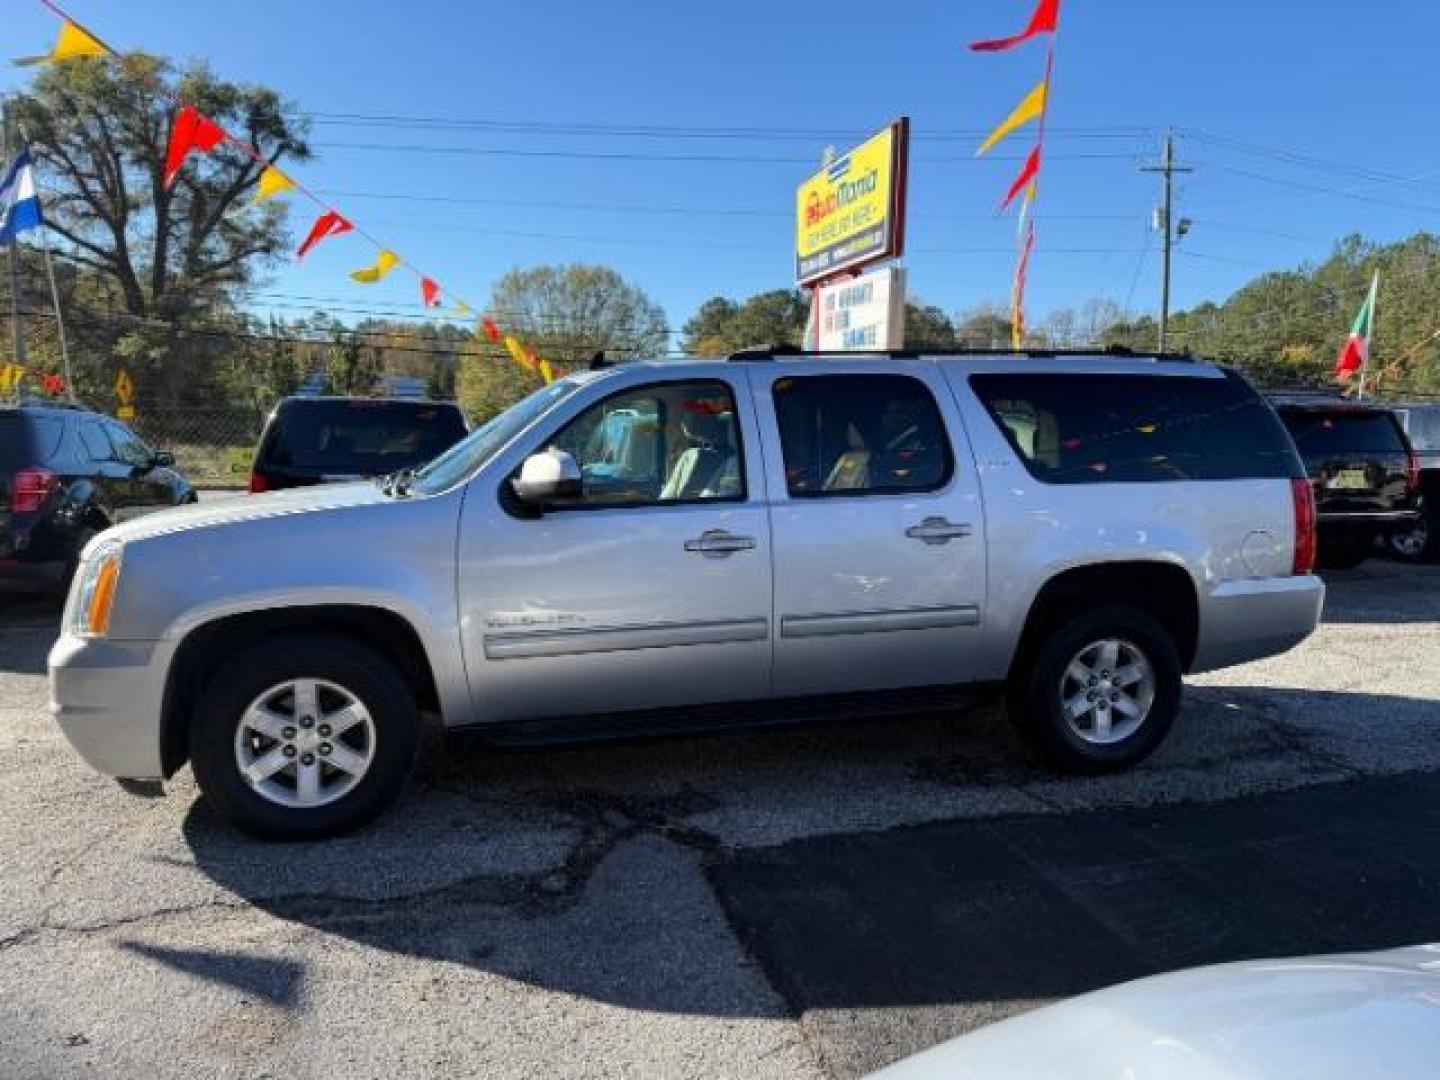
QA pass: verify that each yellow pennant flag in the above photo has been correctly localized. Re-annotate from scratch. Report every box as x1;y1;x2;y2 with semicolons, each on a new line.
976;78;1047;157
253;166;296;204
538;359;555;385
349;250;400;284
15;20;109;66
504;335;535;370
447;300;473;319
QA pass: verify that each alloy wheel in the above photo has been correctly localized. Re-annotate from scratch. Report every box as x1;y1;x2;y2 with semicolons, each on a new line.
233;678;376;809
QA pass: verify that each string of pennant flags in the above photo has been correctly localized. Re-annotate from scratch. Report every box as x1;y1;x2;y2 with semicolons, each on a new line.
970;0;1060;347
16;0;562;385
0;361;65;397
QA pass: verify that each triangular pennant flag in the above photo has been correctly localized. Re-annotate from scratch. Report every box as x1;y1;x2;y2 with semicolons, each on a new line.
976;79;1047;157
504;335;535;370
970;0;1060;52
350;249;400;284
253;165;296;204
14;20;108;66
296;210;353;259
448;300;473;319
999;146;1042;211
1016;181;1037;238
538;359;555;385
481;318;502;344
421;277;442;308
163;106;228;189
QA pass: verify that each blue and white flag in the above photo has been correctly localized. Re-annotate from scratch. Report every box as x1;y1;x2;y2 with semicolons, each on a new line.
0;148;43;244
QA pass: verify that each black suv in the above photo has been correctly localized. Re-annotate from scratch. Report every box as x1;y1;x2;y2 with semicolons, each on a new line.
1;402;195;594
249;396;469;493
1388;403;1440;562
1268;393;1419;569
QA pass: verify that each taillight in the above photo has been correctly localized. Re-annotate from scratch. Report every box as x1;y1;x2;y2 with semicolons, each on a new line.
1407;451;1421;495
248;470;270;494
10;467;57;513
1291;477;1317;575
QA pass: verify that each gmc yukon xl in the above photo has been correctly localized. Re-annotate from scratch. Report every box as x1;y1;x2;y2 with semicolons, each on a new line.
50;352;1324;838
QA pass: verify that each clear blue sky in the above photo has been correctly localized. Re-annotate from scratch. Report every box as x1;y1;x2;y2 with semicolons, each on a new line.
5;0;1439;345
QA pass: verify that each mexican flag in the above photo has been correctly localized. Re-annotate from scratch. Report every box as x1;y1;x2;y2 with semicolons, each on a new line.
1334;271;1379;380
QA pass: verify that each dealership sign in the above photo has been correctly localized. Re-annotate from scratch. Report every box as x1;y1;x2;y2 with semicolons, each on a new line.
812;266;907;351
795;119;909;286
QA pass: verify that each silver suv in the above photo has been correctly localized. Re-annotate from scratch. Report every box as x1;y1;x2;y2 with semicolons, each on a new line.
50;352;1325;838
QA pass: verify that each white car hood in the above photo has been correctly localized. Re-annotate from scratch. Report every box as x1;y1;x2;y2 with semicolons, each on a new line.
871;946;1440;1080
98;482;391;547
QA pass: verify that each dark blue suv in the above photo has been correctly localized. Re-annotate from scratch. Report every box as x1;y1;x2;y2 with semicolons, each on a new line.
1;402;195;596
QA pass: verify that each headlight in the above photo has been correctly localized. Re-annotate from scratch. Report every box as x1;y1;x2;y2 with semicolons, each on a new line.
69;541;123;639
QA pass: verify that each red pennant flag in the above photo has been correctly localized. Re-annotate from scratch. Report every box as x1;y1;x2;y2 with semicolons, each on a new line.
42;373;65;397
296;210;354;260
421;277;441;308
481;318;502;343
971;0;1059;52
999;146;1042;211
162;106;228;189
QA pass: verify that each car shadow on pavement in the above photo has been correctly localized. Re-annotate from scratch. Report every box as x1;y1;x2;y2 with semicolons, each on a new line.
180;683;1440;1030
1319;560;1440;624
0;598;55;675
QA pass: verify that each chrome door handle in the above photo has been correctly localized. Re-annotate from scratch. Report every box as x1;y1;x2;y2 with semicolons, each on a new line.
684;529;756;556
905;517;973;544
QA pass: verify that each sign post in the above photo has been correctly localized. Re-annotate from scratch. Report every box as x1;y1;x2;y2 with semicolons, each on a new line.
795;118;910;350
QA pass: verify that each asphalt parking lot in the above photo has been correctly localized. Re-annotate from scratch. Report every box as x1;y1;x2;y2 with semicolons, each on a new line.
2;561;1439;1079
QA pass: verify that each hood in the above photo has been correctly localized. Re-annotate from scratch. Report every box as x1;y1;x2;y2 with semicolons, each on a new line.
871;946;1440;1080
99;482;391;548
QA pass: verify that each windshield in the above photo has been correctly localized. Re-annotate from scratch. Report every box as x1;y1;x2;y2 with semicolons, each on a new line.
408;379;581;496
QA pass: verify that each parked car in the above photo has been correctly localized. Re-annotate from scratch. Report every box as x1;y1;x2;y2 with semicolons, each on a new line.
51;351;1324;838
870;945;1440;1079
1;401;194;596
1267;393;1420;569
1388;402;1440;562
248;396;469;493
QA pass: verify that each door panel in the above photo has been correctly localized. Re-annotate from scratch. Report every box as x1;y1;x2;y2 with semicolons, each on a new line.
756;363;988;697
457;372;773;723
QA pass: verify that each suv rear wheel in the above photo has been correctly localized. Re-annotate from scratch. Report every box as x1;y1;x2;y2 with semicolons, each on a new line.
188;635;419;839
1388;510;1438;563
1008;605;1181;773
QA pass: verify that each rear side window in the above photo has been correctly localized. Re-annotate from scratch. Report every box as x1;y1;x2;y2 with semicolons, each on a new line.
1397;408;1440;453
0;415;65;464
78;423;113;462
262;401;468;471
969;372;1299;483
773;374;952;497
1280;410;1407;456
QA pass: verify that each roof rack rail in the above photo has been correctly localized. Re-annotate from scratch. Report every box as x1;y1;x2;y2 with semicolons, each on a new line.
723;345;1197;363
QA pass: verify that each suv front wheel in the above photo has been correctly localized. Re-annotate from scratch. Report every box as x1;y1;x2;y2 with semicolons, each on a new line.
1008;605;1182;773
189;635;419;839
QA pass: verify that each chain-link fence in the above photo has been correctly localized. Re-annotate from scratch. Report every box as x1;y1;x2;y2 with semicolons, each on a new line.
130;407;266;489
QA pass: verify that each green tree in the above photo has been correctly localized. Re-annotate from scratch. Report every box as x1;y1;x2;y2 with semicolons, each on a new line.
681;289;809;353
489;263;669;369
12;53;310;403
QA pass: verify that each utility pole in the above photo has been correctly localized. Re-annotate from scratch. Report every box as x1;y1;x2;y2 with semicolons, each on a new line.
2;94;28;371
1141;132;1193;353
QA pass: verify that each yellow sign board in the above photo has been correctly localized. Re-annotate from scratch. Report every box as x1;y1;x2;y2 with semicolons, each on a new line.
115;405;136;421
795;119;909;286
114;368;135;405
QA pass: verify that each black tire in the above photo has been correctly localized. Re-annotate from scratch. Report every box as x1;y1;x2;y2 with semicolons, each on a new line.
1317;540;1370;570
1007;604;1182;774
1387;511;1439;564
188;635;419;840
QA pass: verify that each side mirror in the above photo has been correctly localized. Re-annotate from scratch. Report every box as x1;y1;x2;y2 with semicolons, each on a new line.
512;448;582;508
150;451;176;468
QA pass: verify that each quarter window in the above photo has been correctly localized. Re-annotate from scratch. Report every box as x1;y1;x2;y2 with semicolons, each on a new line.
970;372;1300;483
773;374;952;497
546;380;744;507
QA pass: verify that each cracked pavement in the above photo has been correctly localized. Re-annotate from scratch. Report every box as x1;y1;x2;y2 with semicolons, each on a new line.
2;561;1439;1078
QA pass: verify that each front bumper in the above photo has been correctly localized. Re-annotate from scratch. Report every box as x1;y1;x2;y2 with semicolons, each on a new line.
48;634;167;780
1191;574;1326;674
